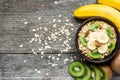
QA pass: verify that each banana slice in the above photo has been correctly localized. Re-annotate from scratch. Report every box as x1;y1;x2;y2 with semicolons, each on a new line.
98;44;108;53
88;32;98;42
87;41;96;50
97;31;109;43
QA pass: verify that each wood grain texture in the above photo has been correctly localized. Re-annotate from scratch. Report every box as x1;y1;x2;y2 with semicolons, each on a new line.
0;0;119;80
0;53;119;80
0;0;96;53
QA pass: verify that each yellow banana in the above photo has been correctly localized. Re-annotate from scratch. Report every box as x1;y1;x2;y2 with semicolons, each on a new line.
98;0;120;11
74;4;120;31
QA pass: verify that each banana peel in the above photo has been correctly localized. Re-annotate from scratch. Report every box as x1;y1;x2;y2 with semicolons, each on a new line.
74;4;120;32
98;0;120;11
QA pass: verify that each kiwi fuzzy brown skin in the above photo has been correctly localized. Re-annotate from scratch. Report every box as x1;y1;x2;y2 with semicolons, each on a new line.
111;50;120;74
99;65;113;80
104;66;113;79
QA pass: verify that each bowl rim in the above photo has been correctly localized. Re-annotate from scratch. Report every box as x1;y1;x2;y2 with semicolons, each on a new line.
75;17;120;63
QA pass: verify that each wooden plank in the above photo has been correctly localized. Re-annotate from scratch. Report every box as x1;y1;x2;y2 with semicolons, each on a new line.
0;5;82;53
0;54;78;80
0;0;96;53
0;53;119;80
0;0;119;80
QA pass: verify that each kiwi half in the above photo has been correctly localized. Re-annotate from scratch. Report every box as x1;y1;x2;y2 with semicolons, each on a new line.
68;61;85;77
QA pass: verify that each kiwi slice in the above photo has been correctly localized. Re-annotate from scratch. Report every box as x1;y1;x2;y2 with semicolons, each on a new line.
88;51;102;59
106;27;114;38
89;23;98;31
68;61;85;77
90;65;102;80
99;66;107;80
75;64;91;80
108;41;116;52
79;37;88;46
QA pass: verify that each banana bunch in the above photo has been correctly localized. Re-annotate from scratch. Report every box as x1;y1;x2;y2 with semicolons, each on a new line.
74;0;120;32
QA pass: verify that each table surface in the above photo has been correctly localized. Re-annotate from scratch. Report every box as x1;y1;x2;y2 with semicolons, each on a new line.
0;0;119;80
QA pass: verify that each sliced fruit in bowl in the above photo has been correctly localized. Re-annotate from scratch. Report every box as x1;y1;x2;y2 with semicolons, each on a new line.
75;17;120;63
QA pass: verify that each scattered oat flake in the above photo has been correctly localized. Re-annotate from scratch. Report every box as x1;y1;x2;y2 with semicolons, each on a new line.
41;52;44;55
48;55;52;59
74;56;77;58
54;1;58;5
56;57;60;61
35;69;37;71
71;59;74;62
71;28;74;30
37;70;41;73
39;27;42;30
66;19;69;22
58;19;61;22
36;28;39;30
64;58;69;62
38;17;41;20
64;62;66;64
52;64;57;67
23;60;27;63
41;56;44;58
32;29;36;32
44;27;48;31
53;19;56;22
33;51;37;55
68;38;71;40
42;4;44;7
53;24;56;27
35;34;39;37
58;54;61;57
29;38;35;43
46;73;49;75
34;38;38;42
52;56;55;59
24;21;28;24
45;45;51;49
20;44;23;48
58;15;62;17
32;49;35;51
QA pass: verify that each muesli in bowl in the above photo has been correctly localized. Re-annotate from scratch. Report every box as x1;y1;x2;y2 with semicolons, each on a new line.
75;17;120;63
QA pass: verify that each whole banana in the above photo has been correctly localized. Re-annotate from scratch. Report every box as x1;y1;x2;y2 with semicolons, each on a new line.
98;0;120;11
74;4;120;31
